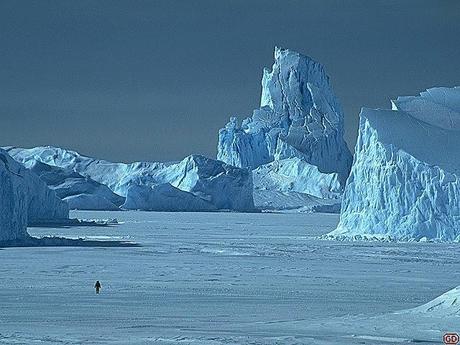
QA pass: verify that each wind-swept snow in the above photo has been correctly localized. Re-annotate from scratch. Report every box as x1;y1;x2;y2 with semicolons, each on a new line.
329;87;460;241
407;285;460;316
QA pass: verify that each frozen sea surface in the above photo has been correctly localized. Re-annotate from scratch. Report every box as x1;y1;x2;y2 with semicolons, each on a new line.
0;211;458;344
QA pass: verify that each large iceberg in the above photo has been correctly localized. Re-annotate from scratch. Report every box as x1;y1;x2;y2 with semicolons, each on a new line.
217;47;352;211
0;150;28;241
328;87;460;241
217;47;352;183
0;149;68;241
6;146;255;212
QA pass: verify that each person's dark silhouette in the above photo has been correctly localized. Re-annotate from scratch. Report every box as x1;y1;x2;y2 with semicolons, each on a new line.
95;281;101;294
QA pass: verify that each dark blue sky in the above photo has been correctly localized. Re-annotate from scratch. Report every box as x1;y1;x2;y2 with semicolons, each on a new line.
1;0;459;162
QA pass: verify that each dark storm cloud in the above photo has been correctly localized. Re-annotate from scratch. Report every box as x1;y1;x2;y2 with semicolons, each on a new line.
1;0;459;162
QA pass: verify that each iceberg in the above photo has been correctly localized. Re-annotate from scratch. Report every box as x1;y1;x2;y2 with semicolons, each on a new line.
217;47;351;211
156;155;254;211
253;157;342;200
328;87;460;241
217;47;352;184
253;189;341;212
6;147;255;212
0;149;68;241
23;167;69;225
24;160;124;210
122;183;217;211
0;150;28;241
252;157;342;212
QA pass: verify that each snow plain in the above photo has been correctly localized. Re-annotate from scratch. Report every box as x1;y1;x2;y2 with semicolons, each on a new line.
0;211;458;344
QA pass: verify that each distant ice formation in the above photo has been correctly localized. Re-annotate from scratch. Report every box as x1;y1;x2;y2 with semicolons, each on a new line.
24;160;124;211
122;183;217;211
6;147;255;212
217;47;352;211
328;87;460;241
4;48;351;214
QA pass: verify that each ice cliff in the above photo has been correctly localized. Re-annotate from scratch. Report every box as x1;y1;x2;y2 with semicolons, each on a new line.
0;149;68;241
0;150;28;241
6;147;255;212
328;86;460;241
23;166;69;225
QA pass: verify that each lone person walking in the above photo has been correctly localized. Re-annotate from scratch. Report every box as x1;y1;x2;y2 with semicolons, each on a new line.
95;280;101;294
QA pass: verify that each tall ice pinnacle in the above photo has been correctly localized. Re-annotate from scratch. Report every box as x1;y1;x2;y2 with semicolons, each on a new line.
217;47;352;184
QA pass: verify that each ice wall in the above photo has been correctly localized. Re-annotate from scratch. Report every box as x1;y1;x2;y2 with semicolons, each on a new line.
329;87;460;241
0;151;28;241
0;149;68;241
22;167;70;224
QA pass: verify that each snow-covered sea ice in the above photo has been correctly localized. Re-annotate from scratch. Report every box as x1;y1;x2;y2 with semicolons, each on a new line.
0;210;458;344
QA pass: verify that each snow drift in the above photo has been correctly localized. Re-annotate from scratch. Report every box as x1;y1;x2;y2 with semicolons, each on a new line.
328;87;460;241
407;285;460;316
6;147;255;212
